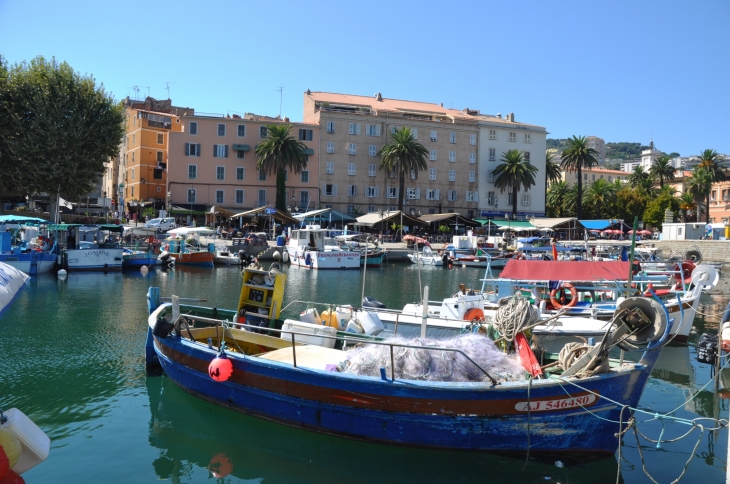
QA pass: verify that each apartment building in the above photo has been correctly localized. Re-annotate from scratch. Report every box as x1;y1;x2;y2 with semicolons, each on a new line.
303;91;480;218
586;136;606;164
561;167;628;185
476;112;547;218
168;113;319;219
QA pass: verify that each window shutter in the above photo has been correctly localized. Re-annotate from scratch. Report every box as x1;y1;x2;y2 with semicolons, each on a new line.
224;145;229;157
376;125;381;136
185;143;190;156
322;183;327;195
375;186;380;197
435;189;440;200
354;185;357;197
473;191;479;202
213;145;217;157
333;184;338;196
356;124;361;135
416;188;421;199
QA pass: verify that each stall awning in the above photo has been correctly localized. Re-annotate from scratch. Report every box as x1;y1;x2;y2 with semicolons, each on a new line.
232;144;250;151
230;206;299;225
418;213;481;227
500;260;630;282
353;211;428;227
294;208;356;224
579;220;619;230
488;220;535;229
529;217;577;230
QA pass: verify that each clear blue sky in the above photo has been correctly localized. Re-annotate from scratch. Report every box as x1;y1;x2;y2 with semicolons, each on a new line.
2;0;728;157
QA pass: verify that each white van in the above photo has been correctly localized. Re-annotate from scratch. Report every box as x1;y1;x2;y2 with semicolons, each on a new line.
144;217;177;231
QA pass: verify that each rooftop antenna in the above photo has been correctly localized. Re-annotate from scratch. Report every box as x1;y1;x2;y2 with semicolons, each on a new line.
165;81;175;100
131;86;140;100
142;86;150;98
275;86;283;118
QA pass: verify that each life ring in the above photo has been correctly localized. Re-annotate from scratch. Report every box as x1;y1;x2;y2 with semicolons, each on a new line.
674;261;696;285
463;308;484;321
164;244;170;251
550;283;578;309
148;236;155;244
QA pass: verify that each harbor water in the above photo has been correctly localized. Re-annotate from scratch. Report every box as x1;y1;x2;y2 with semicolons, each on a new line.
2;262;729;483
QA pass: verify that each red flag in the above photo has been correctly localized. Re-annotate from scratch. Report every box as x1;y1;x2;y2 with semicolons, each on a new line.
515;333;543;377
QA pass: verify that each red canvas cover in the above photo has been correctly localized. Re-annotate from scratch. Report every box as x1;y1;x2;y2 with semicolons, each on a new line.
500;260;630;282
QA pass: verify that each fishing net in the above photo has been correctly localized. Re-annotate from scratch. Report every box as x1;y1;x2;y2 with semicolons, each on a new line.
343;333;526;383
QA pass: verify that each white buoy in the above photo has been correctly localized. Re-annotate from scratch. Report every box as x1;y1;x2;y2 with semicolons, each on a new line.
57;269;67;280
282;251;289;263
273;251;281;261
140;266;149;275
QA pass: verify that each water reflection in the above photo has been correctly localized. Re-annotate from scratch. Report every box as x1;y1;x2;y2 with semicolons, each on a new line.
145;376;623;484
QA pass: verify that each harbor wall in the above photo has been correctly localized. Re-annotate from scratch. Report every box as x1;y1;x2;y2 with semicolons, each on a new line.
648;240;730;263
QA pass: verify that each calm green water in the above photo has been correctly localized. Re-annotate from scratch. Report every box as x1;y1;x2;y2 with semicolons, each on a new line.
2;263;729;483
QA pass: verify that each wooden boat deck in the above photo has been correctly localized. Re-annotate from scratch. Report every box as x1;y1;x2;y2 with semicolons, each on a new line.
258;345;346;370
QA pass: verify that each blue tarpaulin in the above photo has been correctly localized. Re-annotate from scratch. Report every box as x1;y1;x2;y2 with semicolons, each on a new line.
579;220;615;230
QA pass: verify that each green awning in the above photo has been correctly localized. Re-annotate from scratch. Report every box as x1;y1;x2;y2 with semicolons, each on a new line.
486;220;535;229
232;144;250;151
169;209;207;215
303;148;314;155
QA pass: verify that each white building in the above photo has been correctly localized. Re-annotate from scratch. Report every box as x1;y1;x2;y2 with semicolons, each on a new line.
639;139;662;172
586;136;606;164
475;112;547;219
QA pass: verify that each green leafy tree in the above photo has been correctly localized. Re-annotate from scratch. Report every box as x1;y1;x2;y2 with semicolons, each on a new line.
678;192;696;223
560;136;598;218
255;124;309;212
649;155;676;189
544;151;562;211
582;179;617;219
687;167;713;222
627;165;650;188
493;149;538;217
546;180;570;217
0;56;125;200
643;188;680;228
696;149;726;220
613;186;650;223
378;127;428;212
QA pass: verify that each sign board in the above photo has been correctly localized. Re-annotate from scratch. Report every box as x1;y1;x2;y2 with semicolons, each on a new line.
264;208;277;215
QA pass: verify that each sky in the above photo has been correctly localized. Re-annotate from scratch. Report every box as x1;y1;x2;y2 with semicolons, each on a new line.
1;0;728;157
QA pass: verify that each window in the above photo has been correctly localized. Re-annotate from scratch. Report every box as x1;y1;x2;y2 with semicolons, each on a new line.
301;170;309;183
525;133;531;143
347;185;357;197
214;144;228;157
430;130;438;142
448;190;457;201
299;129;313;141
488;170;494;183
133;134;136;144
592;174;595;181
430;149;437;161
326;161;334;174
131;186;134;197
489;129;496;140
449;132;456;144
507;192;513;204
412;128;418;139
368;206;376;213
487;191;496;205
349;123;361;135
368;164;376;177
216;166;225;180
469;153;476;164
366;125;381;136
407;188;420;199
489;148;496;161
509;132;516;142
326;141;335;153
449;151;456;163
391;126;398;134
389;170;396;178
469;171;475;183
326;121;335;133
185;143;200;156
348;143;356;155
346;205;355;215
217;124;226;136
235;189;244;204
258;189;266;206
236;167;245;180
430;168;437;180
259;126;268;138
237;125;246;137
388;187;398;199
157;133;164;144
188;165;197;179
678;227;683;236
156;151;163;163
584;173;588;180
522;193;530;206
410;170;417;180
449;170;456;182
470;134;477;145
216;190;224;204
132;152;135;163
369;144;377;156
366;186;380;198
300;191;309;207
259;170;266;181
236;150;245;159
426;189;440;200
187;188;196;203
324;184;337;196
523;151;530;162
348;163;356;175
132;168;135;180
466;191;478;202
608;176;612;182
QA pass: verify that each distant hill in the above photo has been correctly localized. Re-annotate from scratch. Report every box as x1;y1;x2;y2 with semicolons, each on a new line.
546;139;679;160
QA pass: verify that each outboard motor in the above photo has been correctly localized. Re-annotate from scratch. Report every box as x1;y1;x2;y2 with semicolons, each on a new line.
159;250;174;269
362;295;386;309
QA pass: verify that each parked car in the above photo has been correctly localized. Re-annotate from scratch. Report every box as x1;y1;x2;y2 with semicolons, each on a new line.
144;217;177;231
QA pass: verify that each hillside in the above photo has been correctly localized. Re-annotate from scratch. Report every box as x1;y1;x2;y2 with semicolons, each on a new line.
547;139;679;160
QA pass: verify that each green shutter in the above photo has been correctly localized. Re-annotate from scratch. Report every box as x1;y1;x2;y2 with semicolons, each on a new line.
224;145;228;157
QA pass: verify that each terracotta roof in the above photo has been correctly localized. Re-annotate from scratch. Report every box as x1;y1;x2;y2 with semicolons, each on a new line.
474;114;545;130
307;91;476;122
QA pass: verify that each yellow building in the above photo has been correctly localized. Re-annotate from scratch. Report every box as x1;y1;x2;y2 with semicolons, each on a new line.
560;166;628;185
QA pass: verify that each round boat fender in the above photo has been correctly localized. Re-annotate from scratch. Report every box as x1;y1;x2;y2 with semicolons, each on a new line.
550;283;578;309
463;307;484;322
165;243;170;251
675;261;696;285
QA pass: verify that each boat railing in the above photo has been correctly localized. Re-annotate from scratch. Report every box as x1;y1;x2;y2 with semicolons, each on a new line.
174;309;498;386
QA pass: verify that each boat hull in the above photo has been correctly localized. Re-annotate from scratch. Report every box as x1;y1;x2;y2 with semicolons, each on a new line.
407;254;443;266
65;248;124;271
150;328;660;454
122;252;159;267
286;247;360;270
0;252;56;275
170;251;214;267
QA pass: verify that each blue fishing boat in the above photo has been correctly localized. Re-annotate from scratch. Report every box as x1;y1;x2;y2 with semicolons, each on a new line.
144;265;674;455
122;249;158;268
0;216;57;275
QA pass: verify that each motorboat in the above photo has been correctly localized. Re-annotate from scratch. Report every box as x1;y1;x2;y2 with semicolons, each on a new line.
286;225;360;270
407;246;445;266
53;224;125;272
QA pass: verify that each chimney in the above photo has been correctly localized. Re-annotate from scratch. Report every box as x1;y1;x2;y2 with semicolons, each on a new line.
508;113;514;122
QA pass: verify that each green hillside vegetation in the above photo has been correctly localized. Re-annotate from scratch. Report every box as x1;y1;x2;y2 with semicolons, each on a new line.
605;142;649;160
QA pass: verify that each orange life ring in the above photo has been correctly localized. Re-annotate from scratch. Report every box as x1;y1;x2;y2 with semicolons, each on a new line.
549;283;578;309
674;261;695;285
463;308;485;321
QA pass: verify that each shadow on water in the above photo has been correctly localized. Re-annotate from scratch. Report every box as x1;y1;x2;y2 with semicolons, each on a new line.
145;376;623;484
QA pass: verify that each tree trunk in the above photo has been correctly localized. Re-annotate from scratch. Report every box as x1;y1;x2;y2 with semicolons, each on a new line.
275;171;286;211
398;172;405;212
512;183;518;217
576;166;583;219
706;193;711;222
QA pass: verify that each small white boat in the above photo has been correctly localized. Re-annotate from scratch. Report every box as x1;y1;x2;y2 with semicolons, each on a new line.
407;246;444;266
214;249;242;265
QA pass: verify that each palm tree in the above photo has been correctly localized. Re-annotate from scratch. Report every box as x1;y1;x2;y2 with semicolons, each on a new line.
627;165;650;188
546;181;571;217
493;149;539;216
687;167;713;222
378;127;429;212
697;149;726;220
582;179;617;219
560;136;598;218
649;155;676;189
255;124;309;212
544;151;562;210
678;192;696;223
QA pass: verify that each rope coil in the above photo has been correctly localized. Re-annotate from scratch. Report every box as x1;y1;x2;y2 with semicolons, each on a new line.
493;293;538;343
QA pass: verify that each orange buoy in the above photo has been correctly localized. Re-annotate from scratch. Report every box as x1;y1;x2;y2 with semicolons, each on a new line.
208;453;233;478
208;354;233;382
549;283;578;309
463;308;485;321
0;469;25;484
